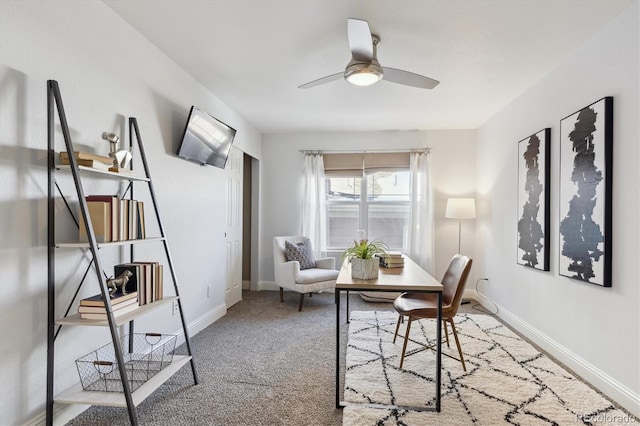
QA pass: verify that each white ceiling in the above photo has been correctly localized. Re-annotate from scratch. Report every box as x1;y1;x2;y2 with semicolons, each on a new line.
104;0;632;133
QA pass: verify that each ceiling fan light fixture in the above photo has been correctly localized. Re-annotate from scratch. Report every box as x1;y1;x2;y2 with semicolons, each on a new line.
344;62;383;86
299;20;438;90
345;69;382;86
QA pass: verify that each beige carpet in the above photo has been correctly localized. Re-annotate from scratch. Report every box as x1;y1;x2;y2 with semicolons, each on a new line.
343;311;631;425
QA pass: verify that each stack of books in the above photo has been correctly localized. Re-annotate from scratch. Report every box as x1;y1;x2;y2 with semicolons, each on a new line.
78;291;139;320
78;195;146;243
114;262;164;306
59;151;113;171
380;252;405;268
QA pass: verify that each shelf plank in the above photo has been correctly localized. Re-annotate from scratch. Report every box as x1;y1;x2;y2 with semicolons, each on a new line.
56;164;150;181
56;237;165;249
54;355;192;407
56;297;177;327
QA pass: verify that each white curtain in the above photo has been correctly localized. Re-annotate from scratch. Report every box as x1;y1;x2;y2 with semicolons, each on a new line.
408;151;435;274
301;154;326;258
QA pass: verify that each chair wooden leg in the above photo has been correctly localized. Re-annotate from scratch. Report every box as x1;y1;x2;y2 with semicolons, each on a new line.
443;320;451;347
298;293;305;311
399;317;413;369
279;287;284;303
393;315;402;343
448;319;467;372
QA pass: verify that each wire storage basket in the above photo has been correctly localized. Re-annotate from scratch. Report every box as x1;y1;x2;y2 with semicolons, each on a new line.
76;333;176;393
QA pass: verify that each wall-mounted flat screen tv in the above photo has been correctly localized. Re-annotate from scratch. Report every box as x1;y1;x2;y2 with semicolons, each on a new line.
176;106;237;169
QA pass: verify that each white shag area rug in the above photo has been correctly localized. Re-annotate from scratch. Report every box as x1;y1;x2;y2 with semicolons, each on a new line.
343;311;632;425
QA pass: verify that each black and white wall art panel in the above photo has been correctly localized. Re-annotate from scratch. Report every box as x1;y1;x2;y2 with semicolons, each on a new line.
559;97;613;287
517;128;550;271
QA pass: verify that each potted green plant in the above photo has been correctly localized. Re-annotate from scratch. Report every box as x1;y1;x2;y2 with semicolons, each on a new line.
342;239;389;279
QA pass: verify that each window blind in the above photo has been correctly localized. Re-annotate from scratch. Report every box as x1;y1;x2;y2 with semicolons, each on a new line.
322;152;410;177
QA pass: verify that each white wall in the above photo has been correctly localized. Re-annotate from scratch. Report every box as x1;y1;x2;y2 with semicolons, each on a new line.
0;1;261;425
260;130;477;286
476;2;639;415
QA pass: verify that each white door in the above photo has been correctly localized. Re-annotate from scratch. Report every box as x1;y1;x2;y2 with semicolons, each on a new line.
225;147;243;307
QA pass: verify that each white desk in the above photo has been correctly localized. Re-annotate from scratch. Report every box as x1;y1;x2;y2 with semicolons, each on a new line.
335;256;444;412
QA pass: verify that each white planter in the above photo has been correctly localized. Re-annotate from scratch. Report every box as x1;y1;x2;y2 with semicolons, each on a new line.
351;258;379;280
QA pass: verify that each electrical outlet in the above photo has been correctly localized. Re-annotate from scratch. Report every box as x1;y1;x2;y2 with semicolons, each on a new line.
172;300;179;316
207;285;211;298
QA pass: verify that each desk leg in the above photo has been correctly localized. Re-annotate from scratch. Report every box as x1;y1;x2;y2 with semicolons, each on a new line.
436;291;442;412
346;290;350;323
335;289;341;408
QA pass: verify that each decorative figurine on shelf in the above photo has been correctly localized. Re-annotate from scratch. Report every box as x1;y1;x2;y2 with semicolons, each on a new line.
106;270;133;297
102;131;132;173
102;131;119;155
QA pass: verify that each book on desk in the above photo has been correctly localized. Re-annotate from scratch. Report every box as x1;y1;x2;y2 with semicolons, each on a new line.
379;252;405;268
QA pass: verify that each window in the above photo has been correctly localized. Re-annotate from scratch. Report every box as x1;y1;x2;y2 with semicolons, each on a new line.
326;170;410;251
326;177;362;250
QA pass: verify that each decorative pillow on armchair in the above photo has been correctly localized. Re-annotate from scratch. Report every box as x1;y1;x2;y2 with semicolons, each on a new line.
284;239;316;270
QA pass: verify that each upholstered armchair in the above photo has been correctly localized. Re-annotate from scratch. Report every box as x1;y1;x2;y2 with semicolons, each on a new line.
273;236;339;311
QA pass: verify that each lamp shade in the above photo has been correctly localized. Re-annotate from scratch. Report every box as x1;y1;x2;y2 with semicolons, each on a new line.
445;198;476;219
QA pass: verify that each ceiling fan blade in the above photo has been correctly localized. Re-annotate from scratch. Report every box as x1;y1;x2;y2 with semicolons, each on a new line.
382;67;440;89
347;18;373;60
298;72;344;89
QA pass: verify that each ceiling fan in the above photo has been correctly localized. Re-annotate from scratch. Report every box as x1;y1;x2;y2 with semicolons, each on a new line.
298;18;439;90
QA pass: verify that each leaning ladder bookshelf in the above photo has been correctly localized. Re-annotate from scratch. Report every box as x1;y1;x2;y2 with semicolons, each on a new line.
46;80;198;426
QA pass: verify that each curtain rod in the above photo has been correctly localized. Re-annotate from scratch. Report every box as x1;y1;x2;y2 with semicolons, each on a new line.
299;148;431;154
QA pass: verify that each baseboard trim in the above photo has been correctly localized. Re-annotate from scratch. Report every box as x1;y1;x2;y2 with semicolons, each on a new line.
462;289;477;301
482;301;640;418
172;302;227;347
257;281;279;291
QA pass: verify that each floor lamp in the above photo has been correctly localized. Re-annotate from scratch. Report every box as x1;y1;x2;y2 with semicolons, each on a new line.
445;198;476;254
446;198;476;305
